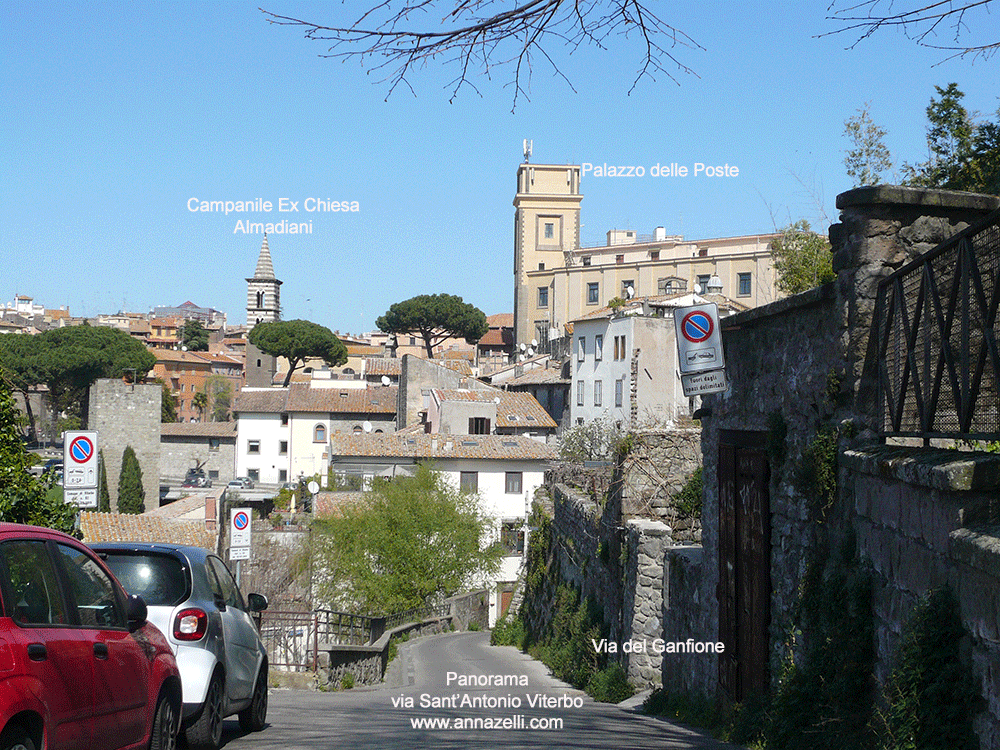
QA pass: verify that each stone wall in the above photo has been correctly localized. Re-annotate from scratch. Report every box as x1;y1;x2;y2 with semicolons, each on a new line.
620;428;702;538
88;379;161;511
844;446;1000;747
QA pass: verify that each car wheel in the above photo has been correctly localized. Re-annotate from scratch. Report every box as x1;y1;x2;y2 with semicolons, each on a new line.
150;693;179;750
185;673;224;750
0;724;37;750
238;664;268;732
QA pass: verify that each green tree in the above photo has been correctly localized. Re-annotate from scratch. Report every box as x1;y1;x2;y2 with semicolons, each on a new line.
0;371;78;534
0;324;156;431
770;220;835;295
98;449;111;512
158;379;178;423
311;464;503;614
192;390;209;421
204;375;233;422
843;102;893;187
117;445;145;514
559;416;626;461
181;319;210;351
248;319;347;387
377;293;489;359
902;83;1000;195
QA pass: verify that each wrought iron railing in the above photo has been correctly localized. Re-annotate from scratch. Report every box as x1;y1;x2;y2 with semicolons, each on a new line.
868;209;1000;439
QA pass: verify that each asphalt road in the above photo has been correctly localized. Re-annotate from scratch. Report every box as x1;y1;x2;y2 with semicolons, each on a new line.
216;631;743;750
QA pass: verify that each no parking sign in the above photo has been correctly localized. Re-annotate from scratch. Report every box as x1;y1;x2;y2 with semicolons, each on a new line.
674;303;728;396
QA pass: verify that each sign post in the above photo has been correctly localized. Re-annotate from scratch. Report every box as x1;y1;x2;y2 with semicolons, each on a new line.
230;507;252;586
63;430;99;509
674;303;729;397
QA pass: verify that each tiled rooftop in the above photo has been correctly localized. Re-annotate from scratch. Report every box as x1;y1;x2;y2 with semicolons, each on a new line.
433;389;557;428
160;422;238;438
286;383;397;414
80;511;216;549
328;433;557;461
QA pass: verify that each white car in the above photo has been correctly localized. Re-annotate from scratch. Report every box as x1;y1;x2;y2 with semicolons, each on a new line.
92;543;269;750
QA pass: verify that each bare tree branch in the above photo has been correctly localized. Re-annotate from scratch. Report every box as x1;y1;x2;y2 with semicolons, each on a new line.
822;0;998;61
260;1;703;109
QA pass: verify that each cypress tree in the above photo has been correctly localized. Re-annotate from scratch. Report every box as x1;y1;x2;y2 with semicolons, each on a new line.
98;449;111;512
117;445;145;514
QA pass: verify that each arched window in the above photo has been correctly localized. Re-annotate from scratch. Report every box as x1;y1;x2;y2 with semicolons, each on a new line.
313;424;326;443
353;425;362;435
256;291;264;307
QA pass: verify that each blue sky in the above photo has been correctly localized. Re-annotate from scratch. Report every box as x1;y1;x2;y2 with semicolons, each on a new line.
3;1;997;334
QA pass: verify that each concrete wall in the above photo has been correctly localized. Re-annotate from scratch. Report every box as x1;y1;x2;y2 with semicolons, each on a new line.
397;355;491;428
89;379;161;511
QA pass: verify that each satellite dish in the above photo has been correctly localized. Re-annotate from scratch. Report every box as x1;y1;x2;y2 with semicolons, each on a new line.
531;339;538;347
518;354;525;361
381;375;390;386
494;396;501;404
363;420;372;432
307;480;320;495
520;343;526;351
527;348;534;356
694;283;702;294
625;286;635;299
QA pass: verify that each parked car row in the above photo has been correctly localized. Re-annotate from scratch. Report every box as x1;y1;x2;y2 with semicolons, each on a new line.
0;523;270;750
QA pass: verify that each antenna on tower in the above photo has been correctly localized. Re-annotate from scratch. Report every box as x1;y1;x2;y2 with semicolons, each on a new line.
523;139;532;163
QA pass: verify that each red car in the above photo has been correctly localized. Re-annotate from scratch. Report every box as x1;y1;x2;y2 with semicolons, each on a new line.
0;523;182;750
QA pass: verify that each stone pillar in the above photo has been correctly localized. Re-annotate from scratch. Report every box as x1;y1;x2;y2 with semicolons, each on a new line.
88;379;161;511
829;186;1000;434
625;518;671;687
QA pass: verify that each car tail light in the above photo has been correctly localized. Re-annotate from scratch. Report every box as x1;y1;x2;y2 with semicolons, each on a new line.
173;608;208;641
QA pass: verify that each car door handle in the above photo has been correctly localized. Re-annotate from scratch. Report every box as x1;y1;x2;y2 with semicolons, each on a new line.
27;643;47;661
93;642;109;660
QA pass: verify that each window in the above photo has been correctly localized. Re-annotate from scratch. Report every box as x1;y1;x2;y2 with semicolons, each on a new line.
587;282;600;305
544;222;554;239
697;274;711;292
614;335;627;360
594;380;603;407
247;440;260;454
650;250;660;261
460;471;479;493
313;424;326;443
500;522;525;555
209;438;220;452
247;468;259;482
739;272;752;296
207;556;244;611
279;469;288;482
622;280;634;297
615;378;624;407
1;540;67;625
577;336;586;362
56;543;124;628
469;417;491;434
409;337;416;346
281;412;289;426
582;256;592;267
538;286;548;308
577;380;584;406
209;470;219;480
353;425;362;435
505;472;523;494
595;334;603;361
538;262;545;270
616;254;624;265
279;440;288;455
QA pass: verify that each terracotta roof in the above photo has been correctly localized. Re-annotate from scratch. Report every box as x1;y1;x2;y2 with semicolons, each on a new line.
345;344;382;357
433;389;556;429
285;383;397;414
440;359;472;376
363;358;402;377
479;327;514;348
328;433;557;461
394;422;427;436
505;368;570;386
233;388;289;413
160;422;238;438
145;493;213;519
80;511;216;549
152;349;213;365
486;313;514;327
314;491;366;517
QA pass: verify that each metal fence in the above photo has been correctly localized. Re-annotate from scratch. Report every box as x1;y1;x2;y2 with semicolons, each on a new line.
868;209;1000;439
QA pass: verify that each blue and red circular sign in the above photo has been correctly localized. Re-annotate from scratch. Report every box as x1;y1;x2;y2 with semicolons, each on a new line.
68;435;95;464
681;311;714;343
233;511;250;531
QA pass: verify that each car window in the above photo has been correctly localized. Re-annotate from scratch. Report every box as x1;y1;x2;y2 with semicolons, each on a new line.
207;556;244;611
56;544;125;629
0;540;68;626
101;552;188;607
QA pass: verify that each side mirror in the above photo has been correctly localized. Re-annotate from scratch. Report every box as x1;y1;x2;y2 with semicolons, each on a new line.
126;594;148;632
246;593;268;613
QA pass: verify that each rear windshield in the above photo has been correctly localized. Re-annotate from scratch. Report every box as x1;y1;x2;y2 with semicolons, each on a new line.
101;552;188;607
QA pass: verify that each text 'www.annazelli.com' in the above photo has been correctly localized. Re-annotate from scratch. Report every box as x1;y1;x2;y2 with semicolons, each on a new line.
409;715;564;731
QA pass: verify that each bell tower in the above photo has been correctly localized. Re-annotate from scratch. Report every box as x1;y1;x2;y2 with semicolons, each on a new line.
245;235;282;387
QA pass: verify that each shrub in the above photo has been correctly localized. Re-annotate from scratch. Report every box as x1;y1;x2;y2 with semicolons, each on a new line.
587;663;634;704
117;445;145;514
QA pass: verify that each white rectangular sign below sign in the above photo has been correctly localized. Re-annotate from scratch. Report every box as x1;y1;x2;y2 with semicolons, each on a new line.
674;303;726;374
681;368;729;397
230;507;252;549
64;487;99;509
229;546;250;561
